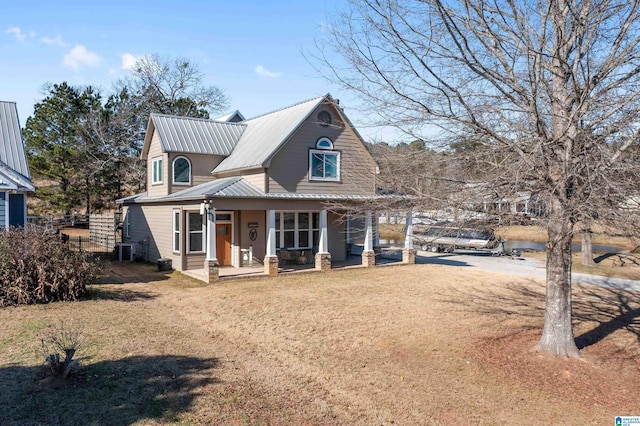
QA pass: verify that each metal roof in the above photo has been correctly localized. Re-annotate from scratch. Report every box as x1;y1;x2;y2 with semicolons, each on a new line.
151;113;246;156
0;163;35;191
118;176;383;204
213;95;327;173
213;110;246;122
0;101;31;179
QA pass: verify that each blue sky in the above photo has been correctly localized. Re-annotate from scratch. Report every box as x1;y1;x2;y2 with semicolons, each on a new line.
0;0;392;142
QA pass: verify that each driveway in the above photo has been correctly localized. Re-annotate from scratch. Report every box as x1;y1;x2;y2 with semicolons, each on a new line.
414;249;640;292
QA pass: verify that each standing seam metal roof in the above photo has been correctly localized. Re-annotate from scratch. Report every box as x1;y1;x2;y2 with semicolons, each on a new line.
0;101;31;179
151;113;246;155
213;95;327;173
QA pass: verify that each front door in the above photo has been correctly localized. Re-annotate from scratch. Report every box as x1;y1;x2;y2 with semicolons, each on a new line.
216;223;232;266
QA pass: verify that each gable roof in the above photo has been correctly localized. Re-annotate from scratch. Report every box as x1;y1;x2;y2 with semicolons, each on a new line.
0;101;31;179
213;110;246;122
213;95;328;173
141;114;246;157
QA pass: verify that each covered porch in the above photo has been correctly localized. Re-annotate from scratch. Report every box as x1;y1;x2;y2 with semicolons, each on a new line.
201;205;417;283
184;247;407;282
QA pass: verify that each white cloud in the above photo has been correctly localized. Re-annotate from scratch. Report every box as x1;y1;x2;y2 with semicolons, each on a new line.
6;27;26;42
41;34;67;47
255;65;282;78
63;44;101;70
121;53;139;70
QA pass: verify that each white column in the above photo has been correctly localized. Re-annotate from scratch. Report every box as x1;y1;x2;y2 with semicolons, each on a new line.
266;209;276;257
373;214;380;247
404;211;413;249
364;210;373;251
319;209;329;253
205;205;217;261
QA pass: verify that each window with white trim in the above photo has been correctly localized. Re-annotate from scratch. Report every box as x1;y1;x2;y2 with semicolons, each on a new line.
173;210;180;253
172;156;191;185
152;157;163;184
187;211;204;253
309;137;340;181
275;211;320;249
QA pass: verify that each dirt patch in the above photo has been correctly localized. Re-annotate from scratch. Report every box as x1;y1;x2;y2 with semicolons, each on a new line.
1;262;639;424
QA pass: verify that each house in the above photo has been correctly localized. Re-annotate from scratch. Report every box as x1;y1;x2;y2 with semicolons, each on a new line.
0;101;35;228
118;94;414;282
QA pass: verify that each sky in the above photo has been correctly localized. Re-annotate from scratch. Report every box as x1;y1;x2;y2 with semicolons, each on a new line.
0;0;394;142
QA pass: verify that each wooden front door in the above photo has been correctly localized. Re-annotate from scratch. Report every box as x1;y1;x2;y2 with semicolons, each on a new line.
216;223;232;266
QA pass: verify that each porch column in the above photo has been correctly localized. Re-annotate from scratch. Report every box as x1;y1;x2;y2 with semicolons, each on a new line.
204;204;219;283
264;209;278;275
403;211;415;264
362;210;375;267
315;209;331;271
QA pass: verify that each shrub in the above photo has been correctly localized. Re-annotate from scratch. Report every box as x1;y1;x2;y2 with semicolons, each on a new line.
40;321;84;378
0;227;100;306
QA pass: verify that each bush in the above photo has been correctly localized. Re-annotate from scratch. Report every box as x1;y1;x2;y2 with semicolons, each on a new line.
40;321;84;378
0;227;100;306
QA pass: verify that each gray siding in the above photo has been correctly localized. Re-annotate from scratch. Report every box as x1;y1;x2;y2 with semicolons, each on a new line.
239;210;266;263
147;132;169;197
124;203;180;268
167;152;224;194
328;211;346;262
267;105;377;195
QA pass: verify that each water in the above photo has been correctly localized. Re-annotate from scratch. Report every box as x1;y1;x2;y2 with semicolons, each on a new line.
504;240;626;254
380;239;627;253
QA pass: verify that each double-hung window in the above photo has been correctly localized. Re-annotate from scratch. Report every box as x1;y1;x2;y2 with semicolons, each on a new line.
187;212;204;253
173;210;180;253
309;137;340;181
152;157;163;184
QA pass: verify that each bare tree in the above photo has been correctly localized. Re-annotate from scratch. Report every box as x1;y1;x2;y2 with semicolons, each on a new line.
119;55;229;118
314;0;640;356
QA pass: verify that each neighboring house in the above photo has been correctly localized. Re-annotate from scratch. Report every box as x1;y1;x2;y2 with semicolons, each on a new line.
118;94;396;282
0;101;35;228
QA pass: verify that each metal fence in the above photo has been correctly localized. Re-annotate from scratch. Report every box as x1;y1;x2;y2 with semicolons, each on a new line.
61;234;115;255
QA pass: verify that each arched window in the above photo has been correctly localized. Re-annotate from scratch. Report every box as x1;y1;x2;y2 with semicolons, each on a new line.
309;137;340;181
172;156;191;185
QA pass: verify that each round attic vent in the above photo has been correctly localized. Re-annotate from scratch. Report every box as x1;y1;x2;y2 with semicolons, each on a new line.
318;111;332;127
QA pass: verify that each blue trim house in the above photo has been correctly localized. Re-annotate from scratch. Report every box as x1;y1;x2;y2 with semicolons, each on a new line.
0;102;34;228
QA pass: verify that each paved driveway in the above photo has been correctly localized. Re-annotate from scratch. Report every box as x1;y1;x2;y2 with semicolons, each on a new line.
414;249;640;292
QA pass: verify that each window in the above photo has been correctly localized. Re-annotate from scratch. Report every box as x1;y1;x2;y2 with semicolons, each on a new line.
172;156;191;185
124;209;130;239
309;137;340;181
275;211;320;250
173;210;180;253
187;212;204;253
152;157;163;184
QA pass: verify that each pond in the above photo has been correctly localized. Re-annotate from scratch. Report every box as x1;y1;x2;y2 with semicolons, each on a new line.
380;239;627;253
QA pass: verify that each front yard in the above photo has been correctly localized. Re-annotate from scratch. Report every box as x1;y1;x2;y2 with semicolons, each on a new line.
1;262;639;424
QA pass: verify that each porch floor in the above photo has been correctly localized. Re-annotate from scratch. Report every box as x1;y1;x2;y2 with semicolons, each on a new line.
181;252;404;283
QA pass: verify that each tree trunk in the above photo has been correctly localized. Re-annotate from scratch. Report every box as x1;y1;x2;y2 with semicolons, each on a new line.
535;213;580;357
581;221;595;267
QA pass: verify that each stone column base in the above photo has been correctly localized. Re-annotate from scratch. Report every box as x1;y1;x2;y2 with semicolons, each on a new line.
264;255;279;276
315;252;332;271
402;248;415;264
205;259;219;284
362;250;376;267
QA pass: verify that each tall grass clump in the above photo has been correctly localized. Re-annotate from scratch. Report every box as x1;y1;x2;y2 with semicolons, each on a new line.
0;227;100;306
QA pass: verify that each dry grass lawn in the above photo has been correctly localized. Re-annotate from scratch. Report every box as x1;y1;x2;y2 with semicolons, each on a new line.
1;262;639;425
